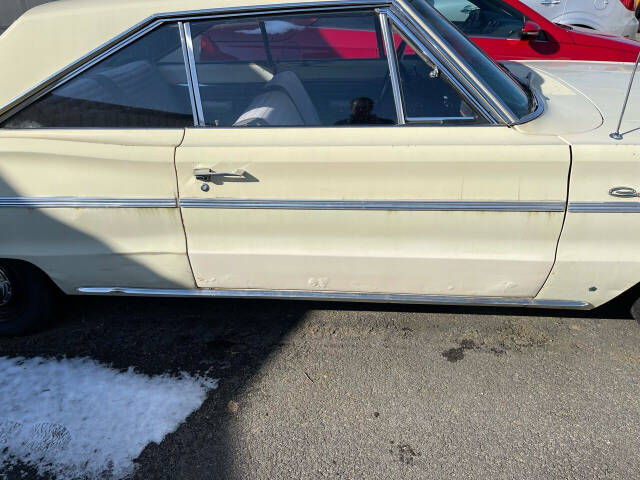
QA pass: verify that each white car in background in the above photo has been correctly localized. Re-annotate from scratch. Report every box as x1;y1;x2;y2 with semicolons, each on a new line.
521;0;639;37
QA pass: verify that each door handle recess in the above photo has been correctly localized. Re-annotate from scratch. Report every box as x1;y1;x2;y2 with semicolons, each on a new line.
194;168;246;182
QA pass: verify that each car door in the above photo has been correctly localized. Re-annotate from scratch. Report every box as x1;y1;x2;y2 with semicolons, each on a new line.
175;8;570;299
0;22;195;292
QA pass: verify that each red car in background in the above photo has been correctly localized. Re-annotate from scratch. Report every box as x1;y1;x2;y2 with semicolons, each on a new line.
434;0;640;62
198;0;640;64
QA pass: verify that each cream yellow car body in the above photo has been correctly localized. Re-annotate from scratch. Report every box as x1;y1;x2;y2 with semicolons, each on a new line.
0;0;638;312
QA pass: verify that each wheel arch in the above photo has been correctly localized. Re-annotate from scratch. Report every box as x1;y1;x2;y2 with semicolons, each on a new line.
0;258;66;294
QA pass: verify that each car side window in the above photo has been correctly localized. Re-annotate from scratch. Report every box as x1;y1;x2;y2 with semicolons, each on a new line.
432;0;526;39
1;23;193;128
189;12;398;127
391;26;482;123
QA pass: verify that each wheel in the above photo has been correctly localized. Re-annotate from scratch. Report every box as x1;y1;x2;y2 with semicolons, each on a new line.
0;261;55;336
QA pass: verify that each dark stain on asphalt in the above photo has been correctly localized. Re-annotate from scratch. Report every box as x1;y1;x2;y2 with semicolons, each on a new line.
442;338;509;362
442;338;477;362
459;339;476;349
442;346;466;362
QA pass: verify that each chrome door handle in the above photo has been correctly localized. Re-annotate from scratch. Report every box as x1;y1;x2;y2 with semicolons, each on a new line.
609;186;640;198
540;0;560;4
194;168;246;182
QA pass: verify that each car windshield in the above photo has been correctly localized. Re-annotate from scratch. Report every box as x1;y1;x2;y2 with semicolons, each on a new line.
405;0;533;120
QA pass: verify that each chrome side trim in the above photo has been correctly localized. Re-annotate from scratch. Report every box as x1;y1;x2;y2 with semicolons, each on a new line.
569;202;640;213
179;199;565;212
77;286;592;309
182;22;206;126
0;197;176;208
0;198;566;211
379;11;406;125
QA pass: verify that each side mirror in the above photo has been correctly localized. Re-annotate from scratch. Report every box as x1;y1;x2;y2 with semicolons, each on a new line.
520;20;541;40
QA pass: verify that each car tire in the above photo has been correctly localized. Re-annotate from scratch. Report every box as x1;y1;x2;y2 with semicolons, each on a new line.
0;261;56;336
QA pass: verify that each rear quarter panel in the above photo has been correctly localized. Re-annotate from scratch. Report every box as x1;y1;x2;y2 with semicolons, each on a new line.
0;129;195;293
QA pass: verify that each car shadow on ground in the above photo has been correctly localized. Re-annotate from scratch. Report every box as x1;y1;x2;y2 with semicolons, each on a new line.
0;288;637;479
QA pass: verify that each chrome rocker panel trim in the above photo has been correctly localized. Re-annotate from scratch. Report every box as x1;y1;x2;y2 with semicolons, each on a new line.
0;197;176;208
77;286;592;309
179;199;565;212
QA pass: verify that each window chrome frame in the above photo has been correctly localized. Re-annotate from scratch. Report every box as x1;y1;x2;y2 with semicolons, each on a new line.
394;1;542;124
178;22;200;126
387;3;514;123
378;12;406;125
0;0;541;127
180;22;206;126
381;8;495;124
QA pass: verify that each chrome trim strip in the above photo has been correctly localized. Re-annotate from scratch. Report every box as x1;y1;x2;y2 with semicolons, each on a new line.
180;199;565;212
569;202;640;213
406;116;477;123
161;2;387;22
0;197;176;208
178;22;199;126
509;89;544;127
77;286;592;309
379;11;406;125
182;22;206;126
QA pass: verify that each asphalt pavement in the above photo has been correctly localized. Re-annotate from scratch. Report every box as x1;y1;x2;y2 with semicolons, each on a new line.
1;294;640;480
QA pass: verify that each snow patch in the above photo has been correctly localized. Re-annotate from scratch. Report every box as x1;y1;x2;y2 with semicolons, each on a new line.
0;356;218;479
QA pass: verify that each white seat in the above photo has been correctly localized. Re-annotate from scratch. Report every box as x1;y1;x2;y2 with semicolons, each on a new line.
234;70;321;127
